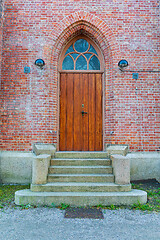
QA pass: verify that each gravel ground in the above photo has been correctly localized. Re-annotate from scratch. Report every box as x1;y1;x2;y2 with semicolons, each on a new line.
0;207;160;240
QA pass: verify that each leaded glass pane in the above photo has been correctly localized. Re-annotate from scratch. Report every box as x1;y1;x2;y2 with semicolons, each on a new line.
62;55;74;70
65;44;74;55
89;56;100;70
74;39;89;53
84;53;92;59
70;53;79;60
76;55;87;70
89;44;98;55
62;38;101;70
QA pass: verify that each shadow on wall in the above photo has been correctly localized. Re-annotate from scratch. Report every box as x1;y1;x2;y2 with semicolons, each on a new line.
129;152;160;183
0;151;33;184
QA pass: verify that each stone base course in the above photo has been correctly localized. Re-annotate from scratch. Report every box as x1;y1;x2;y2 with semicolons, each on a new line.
0;151;159;184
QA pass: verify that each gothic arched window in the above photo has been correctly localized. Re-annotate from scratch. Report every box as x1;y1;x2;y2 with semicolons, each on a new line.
60;36;103;71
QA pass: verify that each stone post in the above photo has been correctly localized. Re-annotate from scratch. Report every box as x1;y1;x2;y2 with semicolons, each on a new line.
111;154;130;185
33;144;56;156
32;154;51;185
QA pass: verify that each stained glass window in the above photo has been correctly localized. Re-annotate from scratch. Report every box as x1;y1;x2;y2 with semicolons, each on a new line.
76;56;87;70
62;55;74;70
62;38;101;70
74;39;89;52
89;56;100;70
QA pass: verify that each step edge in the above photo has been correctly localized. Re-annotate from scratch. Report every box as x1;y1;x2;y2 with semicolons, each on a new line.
32;183;131;187
16;189;147;197
49;166;112;169
48;174;114;176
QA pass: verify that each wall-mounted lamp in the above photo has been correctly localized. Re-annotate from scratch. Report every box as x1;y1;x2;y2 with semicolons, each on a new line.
118;59;128;69
35;59;45;69
118;59;159;73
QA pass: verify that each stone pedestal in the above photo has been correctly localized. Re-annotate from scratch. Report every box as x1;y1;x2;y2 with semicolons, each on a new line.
111;155;130;185
32;154;51;185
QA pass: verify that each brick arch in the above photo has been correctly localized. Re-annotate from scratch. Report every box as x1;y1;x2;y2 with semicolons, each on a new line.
49;12;120;146
50;11;121;67
52;21;110;69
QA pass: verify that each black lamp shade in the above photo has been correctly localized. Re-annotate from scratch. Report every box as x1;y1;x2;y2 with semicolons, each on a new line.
35;59;45;67
118;59;128;68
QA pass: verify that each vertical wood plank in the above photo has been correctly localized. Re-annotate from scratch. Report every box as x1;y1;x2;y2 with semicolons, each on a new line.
73;73;82;150
95;73;103;150
82;73;89;151
59;73;67;151
60;73;102;151
66;73;74;150
88;73;96;151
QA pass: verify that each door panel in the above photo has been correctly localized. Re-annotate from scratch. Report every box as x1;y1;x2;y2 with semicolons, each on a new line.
66;73;74;150
59;73;102;151
88;73;96;151
73;73;82;151
82;74;89;151
59;73;67;151
95;73;103;150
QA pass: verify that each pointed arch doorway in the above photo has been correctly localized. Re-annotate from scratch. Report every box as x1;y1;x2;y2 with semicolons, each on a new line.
59;35;104;151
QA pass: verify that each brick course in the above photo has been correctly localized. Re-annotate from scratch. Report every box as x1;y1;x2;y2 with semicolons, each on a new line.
0;0;159;152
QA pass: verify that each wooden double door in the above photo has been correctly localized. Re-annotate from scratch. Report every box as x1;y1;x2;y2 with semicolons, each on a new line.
59;73;103;151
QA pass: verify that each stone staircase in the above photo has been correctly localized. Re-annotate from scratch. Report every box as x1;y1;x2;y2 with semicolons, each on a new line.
31;151;131;193
15;145;147;207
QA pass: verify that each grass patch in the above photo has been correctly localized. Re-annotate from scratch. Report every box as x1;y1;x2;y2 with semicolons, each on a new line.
131;202;154;211
58;203;70;210
0;180;159;212
96;204;119;210
131;181;160;212
0;184;29;209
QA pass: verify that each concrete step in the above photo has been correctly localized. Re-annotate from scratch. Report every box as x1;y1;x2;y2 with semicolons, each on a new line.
55;151;108;159
48;166;113;174
15;189;147;207
47;174;114;183
50;158;111;166
31;182;131;192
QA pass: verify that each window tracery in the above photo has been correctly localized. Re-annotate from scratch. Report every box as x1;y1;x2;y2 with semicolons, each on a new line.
62;38;101;71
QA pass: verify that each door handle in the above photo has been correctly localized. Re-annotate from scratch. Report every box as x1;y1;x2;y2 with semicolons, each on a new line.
81;110;88;116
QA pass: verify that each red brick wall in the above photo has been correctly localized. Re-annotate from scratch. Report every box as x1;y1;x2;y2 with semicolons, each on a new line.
0;0;4;135
0;1;159;152
0;0;4;81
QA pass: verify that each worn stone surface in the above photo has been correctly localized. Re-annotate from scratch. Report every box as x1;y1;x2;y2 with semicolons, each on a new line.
50;158;111;166
55;151;108;159
129;152;160;183
111;155;130;185
106;145;129;156
0;151;33;184
31;182;131;192
32;154;51;185
33;144;56;156
47;173;114;183
48;165;113;174
15;189;147;206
